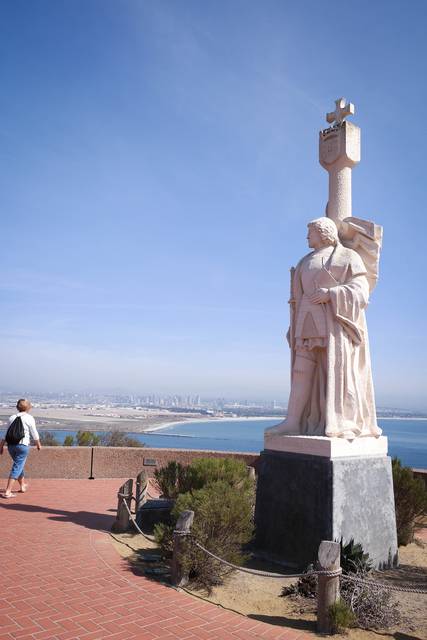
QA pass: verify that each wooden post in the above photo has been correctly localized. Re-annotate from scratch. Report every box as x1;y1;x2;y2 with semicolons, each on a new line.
247;466;256;480
171;510;194;587
112;479;133;533
317;540;341;633
135;470;148;513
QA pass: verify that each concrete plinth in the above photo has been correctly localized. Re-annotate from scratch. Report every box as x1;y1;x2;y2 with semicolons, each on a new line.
264;434;388;458
254;449;398;569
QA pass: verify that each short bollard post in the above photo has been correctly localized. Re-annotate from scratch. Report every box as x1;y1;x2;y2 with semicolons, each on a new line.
317;540;341;634
171;510;194;587
135;470;148;512
112;479;133;533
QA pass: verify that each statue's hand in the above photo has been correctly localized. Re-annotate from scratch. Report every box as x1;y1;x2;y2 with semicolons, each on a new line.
309;288;330;304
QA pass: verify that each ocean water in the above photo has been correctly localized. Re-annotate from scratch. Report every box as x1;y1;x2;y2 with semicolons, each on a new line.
43;418;427;469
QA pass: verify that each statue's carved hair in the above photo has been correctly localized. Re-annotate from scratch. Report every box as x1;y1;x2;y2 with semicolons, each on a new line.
308;217;338;247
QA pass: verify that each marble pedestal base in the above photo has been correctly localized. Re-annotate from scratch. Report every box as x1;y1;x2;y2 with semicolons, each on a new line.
254;444;398;569
264;434;388;458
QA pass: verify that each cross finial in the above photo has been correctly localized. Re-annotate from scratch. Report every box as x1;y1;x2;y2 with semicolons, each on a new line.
326;97;355;125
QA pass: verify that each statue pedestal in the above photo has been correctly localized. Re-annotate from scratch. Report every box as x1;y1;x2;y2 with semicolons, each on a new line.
264;433;388;457
254;436;398;569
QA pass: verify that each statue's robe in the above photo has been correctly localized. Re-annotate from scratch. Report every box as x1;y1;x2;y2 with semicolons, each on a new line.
291;243;381;438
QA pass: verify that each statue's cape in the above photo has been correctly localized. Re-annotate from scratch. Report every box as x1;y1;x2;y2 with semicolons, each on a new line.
340;216;383;292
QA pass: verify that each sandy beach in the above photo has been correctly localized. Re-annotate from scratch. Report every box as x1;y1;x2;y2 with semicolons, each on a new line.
0;406;202;433
1;405;425;435
142;415;281;432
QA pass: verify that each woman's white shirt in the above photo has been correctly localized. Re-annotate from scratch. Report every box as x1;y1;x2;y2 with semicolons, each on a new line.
6;412;39;446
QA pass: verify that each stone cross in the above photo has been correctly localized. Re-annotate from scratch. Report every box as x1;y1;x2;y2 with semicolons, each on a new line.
326;97;355;126
319;98;360;224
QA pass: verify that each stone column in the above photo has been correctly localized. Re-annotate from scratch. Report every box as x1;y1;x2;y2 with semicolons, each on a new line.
319;99;360;226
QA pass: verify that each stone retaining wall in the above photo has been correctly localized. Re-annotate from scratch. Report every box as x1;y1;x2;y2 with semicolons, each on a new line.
0;447;92;479
0;446;259;479
413;468;427;488
0;446;424;480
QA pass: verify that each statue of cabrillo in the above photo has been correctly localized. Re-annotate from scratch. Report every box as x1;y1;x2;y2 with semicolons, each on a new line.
257;99;397;573
267;99;383;440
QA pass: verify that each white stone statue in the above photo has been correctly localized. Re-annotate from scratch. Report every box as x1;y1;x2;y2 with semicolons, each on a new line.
266;99;383;441
267;216;381;440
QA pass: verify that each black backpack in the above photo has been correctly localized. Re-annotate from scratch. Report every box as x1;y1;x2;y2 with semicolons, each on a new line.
5;416;25;445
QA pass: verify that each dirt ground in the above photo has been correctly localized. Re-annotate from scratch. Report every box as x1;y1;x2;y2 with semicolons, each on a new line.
111;531;427;640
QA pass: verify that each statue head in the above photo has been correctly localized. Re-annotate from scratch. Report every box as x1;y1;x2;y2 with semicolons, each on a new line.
307;217;338;249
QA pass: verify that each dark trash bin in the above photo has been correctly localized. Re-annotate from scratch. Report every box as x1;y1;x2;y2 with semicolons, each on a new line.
135;499;174;534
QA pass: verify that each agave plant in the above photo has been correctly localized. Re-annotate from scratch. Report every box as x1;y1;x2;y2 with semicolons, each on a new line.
340;538;372;574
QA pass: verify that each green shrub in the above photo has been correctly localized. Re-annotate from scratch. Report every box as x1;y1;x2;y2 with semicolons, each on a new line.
153;461;193;499
154;521;174;557
154;457;252;500
172;480;254;590
340;538;372;574
392;458;427;545
39;431;60;446
100;430;144;447
63;435;74;446
154;458;255;591
186;457;253;492
76;431;101;446
328;599;356;633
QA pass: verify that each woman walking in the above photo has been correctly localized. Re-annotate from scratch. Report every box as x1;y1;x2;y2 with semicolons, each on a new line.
0;399;41;498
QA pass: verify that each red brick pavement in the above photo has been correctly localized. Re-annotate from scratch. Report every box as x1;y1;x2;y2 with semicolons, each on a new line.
0;479;311;640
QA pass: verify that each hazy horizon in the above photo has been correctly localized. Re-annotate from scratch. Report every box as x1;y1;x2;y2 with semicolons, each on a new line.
0;387;426;415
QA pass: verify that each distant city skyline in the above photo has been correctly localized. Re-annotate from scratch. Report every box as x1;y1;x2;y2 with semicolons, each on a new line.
1;2;427;411
0;390;426;418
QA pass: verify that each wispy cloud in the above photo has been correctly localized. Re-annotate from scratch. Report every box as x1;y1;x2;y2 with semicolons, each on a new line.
0;269;93;296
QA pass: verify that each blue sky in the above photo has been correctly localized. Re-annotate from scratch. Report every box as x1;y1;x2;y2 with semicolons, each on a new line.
0;0;426;409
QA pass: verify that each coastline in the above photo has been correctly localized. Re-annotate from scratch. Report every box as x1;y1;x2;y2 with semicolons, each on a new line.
0;411;282;434
143;414;427;434
1;409;426;436
26;415;427;434
142;415;282;433
378;416;427;421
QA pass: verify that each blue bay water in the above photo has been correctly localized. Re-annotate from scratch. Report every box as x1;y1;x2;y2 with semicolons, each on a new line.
44;418;427;469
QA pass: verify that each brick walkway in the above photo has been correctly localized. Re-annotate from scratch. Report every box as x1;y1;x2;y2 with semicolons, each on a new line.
0;479;310;640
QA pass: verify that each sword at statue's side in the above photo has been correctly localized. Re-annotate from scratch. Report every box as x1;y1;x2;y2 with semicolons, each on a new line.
288;266;296;381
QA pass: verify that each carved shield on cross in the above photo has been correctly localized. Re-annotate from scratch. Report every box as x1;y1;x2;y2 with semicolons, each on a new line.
319;131;341;165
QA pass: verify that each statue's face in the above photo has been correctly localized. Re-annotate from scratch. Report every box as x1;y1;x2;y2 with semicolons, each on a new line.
307;225;323;249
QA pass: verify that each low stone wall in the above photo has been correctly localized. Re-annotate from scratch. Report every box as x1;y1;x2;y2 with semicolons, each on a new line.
413;468;427;488
0;447;92;479
92;446;259;478
0;446;259;479
1;446;424;481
